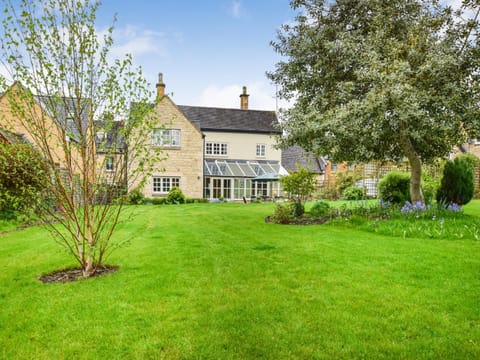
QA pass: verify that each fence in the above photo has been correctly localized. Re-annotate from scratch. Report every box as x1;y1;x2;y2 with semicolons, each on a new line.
316;161;480;199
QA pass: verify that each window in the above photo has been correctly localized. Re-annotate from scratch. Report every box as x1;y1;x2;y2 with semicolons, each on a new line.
153;176;180;194
256;144;266;157
152;129;181;147
206;142;227;155
105;156;114;171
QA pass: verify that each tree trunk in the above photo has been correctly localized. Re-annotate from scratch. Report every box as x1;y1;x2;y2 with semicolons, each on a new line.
82;256;94;278
400;133;424;204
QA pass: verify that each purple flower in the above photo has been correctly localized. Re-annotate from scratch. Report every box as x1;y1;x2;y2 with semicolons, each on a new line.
447;203;462;212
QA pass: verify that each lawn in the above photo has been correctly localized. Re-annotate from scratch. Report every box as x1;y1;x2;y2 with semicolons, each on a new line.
0;201;479;359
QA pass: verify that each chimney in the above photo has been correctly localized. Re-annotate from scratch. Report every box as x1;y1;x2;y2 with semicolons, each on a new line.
156;72;166;98
240;86;249;110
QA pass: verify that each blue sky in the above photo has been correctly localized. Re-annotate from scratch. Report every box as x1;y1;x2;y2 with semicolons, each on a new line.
96;0;296;110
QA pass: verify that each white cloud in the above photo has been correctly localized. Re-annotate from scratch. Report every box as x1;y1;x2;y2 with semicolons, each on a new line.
109;25;169;60
230;0;243;18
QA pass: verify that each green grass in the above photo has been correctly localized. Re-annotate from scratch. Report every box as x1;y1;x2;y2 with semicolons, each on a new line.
1;202;479;359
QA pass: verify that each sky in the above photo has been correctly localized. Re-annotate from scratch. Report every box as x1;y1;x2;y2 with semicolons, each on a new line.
1;0;465;111
95;0;297;111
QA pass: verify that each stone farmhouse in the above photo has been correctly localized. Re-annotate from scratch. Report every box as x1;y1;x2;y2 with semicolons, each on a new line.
131;74;287;201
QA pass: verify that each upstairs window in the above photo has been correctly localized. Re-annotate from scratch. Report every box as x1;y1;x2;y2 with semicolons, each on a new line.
256;144;266;157
206;142;228;155
152;129;181;147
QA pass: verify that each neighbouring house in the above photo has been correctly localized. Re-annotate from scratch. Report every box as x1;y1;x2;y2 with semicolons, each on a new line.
458;139;480;159
132;74;287;201
0;83;82;169
0;128;29;145
281;145;327;187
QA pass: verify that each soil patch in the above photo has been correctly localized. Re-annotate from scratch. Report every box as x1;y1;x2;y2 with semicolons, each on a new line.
265;216;330;225
39;265;119;284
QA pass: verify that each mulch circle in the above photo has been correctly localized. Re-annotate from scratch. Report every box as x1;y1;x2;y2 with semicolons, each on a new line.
265;216;330;225
39;265;119;284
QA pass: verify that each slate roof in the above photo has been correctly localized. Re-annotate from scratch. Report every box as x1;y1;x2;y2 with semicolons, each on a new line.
0;128;30;144
35;95;90;141
94;120;125;153
281;145;327;174
178;105;281;134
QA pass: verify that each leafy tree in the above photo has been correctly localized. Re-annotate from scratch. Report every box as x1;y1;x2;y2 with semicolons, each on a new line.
0;0;161;278
280;167;316;215
269;0;480;204
0;142;49;215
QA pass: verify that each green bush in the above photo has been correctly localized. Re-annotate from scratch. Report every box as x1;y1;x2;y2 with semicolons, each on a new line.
149;197;167;205
291;201;305;217
127;188;145;205
186;198;209;204
0;143;50;215
436;156;474;205
335;171;358;197
166;187;186;204
421;173;438;205
271;203;293;224
309;201;330;217
378;171;410;204
315;186;339;200
342;186;365;200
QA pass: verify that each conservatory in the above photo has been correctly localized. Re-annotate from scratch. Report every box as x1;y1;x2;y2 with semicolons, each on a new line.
203;159;288;201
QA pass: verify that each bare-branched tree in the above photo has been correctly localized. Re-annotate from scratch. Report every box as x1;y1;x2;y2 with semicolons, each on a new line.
0;0;163;278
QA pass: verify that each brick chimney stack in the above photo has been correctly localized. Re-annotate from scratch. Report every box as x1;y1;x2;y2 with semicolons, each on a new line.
240;86;249;110
156;72;166;99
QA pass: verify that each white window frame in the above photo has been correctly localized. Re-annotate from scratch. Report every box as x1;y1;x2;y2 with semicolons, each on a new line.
105;156;114;172
206;142;228;156
256;144;266;157
152;176;180;194
152;129;181;147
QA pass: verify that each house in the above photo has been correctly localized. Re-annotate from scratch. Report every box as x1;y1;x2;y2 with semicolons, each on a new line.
0;83;78;169
133;74;286;201
281;145;327;186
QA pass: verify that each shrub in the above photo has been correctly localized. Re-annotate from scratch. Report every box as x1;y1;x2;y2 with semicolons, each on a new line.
166;187;186;204
271;203;293;224
150;197;167;205
291;201;305;217
342;186;365;200
314;186;339;200
280;168;317;204
309;201;330;217
421;173;438;205
436;156;474;205
186;198;208;204
377;171;410;204
127;188;144;205
335;171;359;196
0;143;50;215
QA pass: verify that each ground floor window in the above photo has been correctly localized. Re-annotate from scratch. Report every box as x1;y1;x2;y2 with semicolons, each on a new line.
153;176;180;194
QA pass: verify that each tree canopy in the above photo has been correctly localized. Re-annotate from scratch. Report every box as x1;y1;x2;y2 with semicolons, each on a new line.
269;0;480;203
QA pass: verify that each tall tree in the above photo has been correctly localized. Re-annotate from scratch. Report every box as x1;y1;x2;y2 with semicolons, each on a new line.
269;0;480;203
0;0;161;278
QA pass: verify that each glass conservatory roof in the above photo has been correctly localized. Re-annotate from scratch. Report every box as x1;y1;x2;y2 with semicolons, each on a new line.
204;159;288;178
